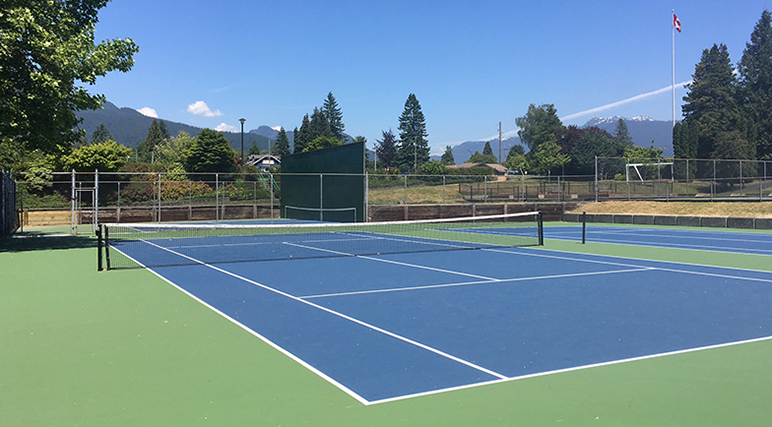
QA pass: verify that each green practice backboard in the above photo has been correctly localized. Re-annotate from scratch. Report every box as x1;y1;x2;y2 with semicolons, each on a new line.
280;141;365;222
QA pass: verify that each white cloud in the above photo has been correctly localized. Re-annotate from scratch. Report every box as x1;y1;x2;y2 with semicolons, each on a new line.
187;100;223;117
215;123;238;132
271;126;282;131
137;107;158;118
561;81;693;121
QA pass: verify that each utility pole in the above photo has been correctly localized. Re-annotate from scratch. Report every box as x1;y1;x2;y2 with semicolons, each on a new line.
498;121;502;163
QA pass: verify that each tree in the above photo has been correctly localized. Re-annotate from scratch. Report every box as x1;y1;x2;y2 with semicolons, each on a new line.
418;160;446;175
64;139;131;172
570;132;618;176
482;141;494;157
504;153;529;175
515;104;565;151
682;44;742;159
185;129;236;173
738;10;772;159
0;0;138;168
248;141;261;156
531;137;570;175
396;94;429;172
466;151;497;164
613;118;634;148
304;136;342;152
273;127;291;156
310;107;333;141
294;115;312;153
91;124;112;145
322;92;346;141
440;146;455;165
375;129;398;169
156;131;193;166
136;119;170;163
506;144;525;159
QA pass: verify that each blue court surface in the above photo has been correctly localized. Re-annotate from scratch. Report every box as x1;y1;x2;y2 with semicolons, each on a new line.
118;230;772;405
546;224;772;256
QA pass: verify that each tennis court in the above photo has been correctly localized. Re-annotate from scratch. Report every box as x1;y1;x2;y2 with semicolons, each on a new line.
105;217;772;405
545;224;772;255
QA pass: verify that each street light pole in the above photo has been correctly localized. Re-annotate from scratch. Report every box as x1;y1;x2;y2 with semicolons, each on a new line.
239;118;246;166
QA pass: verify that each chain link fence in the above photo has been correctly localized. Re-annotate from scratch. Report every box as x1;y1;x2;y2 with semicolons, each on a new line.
595;157;772;201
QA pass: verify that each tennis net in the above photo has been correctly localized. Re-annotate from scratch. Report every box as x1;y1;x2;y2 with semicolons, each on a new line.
98;211;543;270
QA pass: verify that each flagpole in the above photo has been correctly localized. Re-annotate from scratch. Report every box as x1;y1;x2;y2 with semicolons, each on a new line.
672;9;676;129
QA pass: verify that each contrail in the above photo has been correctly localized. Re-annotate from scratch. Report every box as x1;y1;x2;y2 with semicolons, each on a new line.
561;80;693;121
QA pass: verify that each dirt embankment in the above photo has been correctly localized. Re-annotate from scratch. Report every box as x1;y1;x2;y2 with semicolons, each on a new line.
567;201;772;218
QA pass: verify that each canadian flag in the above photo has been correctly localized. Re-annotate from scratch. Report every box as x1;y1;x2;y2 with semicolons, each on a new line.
673;13;682;33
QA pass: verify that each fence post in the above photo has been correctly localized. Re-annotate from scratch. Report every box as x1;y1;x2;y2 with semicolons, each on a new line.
320;173;324;222
270;173;275;222
216;173;219;223
157;173;161;223
404;175;407;205
365;172;369;222
594;156;599;202
713;160;716;201
70;169;76;235
442;175;446;204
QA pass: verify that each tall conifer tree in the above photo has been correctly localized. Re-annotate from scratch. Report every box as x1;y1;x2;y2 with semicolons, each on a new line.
682;44;741;159
294;115;312;153
274;127;291;156
396;94;429;172
738;10;772;159
322;92;346;142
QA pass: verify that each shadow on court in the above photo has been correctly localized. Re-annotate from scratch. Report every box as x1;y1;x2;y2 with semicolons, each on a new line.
0;232;95;252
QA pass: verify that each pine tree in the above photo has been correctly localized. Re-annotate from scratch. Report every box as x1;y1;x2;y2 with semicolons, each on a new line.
738;10;772;159
91;124;112;145
440;146;455;165
185;128;236;173
274;127;291;156
682;44;742;159
309;107;333;141
322;92;346;141
396;94;429;172
375;129;398;169
613;118;633;148
482;141;494;157
294;115;312;154
137;119;171;163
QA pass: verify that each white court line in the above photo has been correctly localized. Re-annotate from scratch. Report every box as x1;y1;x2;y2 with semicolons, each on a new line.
570;236;772;255
494;246;772;280
301;267;654;299
368;335;772;405
117;238;772;406
140;240;510;392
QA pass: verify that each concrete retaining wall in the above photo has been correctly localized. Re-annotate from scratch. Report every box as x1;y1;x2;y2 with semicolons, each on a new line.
563;212;772;230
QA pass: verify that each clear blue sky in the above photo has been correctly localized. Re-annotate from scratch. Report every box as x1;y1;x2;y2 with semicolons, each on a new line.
92;0;771;153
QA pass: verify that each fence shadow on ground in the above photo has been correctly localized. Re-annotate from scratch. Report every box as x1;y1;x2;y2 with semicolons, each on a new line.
0;233;95;253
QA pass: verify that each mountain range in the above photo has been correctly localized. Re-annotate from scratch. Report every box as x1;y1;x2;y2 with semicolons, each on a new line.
77;102;275;153
77;103;674;163
443;116;674;163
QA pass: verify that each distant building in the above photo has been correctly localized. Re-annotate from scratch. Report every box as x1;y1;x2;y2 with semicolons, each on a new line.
246;154;281;171
446;162;508;176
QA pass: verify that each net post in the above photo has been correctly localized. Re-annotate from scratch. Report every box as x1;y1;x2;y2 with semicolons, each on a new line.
96;223;103;271
104;223;111;270
537;211;544;246
582;211;586;244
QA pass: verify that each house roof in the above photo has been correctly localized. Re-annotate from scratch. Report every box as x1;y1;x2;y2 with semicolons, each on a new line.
246;154;281;166
447;162;508;173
